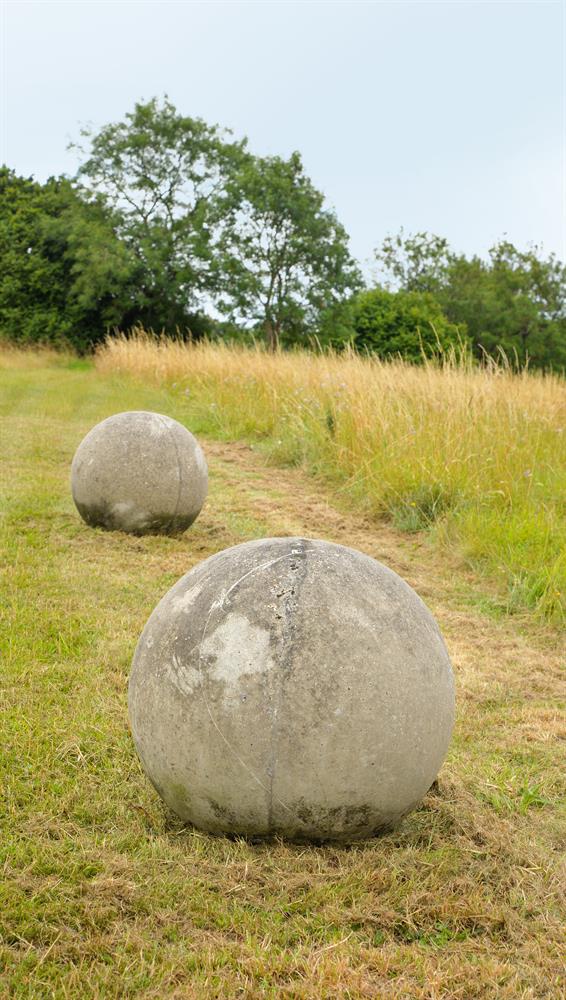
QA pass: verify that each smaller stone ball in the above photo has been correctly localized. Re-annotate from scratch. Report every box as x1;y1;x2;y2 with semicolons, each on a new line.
71;411;208;535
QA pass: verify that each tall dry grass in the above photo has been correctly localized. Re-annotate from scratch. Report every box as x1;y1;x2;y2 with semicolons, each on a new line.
96;331;566;620
0;343;69;370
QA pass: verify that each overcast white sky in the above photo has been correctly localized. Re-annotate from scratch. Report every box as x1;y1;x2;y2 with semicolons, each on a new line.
1;0;565;270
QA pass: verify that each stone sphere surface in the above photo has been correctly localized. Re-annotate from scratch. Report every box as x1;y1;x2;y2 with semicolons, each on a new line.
71;411;208;535
129;537;455;841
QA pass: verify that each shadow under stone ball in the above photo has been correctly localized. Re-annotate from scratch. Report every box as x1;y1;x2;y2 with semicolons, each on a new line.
128;537;455;842
71;411;208;535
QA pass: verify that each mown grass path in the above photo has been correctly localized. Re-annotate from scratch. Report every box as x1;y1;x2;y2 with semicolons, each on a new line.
1;362;564;998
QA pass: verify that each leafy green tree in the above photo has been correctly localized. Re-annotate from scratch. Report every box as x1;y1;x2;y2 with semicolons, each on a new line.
315;297;357;348
0;167;73;344
73;97;245;332
214;151;361;349
375;229;452;294
0;166;141;349
348;287;463;361
471;242;566;368
440;243;566;368
62;200;142;337
374;230;566;369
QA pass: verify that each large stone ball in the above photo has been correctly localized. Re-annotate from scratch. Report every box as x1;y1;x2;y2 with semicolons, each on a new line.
71;411;208;535
129;537;455;841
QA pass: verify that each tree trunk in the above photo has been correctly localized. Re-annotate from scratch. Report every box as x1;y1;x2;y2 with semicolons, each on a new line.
264;318;279;352
519;326;530;365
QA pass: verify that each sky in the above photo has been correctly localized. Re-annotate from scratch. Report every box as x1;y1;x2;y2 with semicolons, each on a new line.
1;0;565;272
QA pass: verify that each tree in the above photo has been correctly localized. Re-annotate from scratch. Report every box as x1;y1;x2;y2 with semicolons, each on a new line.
478;242;566;367
375;229;452;294
0;167;72;344
374;230;566;369
73;97;246;333
61;196;143;341
440;243;566;368
214;152;361;349
348;288;463;361
0;166;142;350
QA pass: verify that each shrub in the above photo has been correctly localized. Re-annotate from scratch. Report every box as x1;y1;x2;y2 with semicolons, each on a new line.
351;288;464;361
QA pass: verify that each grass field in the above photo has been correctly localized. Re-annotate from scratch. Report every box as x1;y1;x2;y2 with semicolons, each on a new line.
97;333;566;623
1;352;565;998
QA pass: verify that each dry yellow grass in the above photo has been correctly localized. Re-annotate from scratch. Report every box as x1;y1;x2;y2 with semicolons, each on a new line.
97;332;566;620
0;343;70;370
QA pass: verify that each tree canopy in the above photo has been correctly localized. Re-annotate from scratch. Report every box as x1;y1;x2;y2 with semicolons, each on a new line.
73;97;246;333
0;167;74;345
0;166;132;349
214;151;361;348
